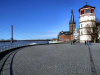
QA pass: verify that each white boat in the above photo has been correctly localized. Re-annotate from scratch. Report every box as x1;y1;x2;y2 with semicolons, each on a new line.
29;43;36;45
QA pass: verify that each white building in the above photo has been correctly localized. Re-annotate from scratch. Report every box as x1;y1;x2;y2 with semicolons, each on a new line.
79;4;96;43
73;29;79;40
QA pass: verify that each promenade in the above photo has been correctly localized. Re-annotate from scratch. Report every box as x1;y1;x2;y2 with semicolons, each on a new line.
0;43;100;75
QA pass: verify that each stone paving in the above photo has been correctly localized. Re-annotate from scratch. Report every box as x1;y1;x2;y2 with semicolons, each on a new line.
0;43;100;75
89;43;100;75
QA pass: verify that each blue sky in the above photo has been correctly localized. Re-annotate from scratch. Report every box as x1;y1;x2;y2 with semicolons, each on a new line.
0;0;100;40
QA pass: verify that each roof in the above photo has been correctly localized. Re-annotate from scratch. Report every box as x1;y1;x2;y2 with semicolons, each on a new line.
58;31;72;35
69;7;76;24
79;5;95;11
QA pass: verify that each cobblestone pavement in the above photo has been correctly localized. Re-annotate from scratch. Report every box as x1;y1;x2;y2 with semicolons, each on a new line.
0;43;98;75
89;43;100;75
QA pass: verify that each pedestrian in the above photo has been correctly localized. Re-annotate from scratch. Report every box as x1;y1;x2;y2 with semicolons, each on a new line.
73;41;74;45
85;40;86;45
74;40;75;45
71;41;72;45
87;40;89;45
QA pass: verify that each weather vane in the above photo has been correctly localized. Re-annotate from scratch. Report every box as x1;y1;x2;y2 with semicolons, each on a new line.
86;2;87;5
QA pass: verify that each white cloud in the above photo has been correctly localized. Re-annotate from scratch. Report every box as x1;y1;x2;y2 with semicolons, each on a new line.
99;10;100;11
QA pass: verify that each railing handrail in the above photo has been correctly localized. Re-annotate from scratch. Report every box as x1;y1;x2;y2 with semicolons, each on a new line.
0;43;30;52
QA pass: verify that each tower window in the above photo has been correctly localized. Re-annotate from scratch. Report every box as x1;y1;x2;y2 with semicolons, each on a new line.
81;11;83;14
85;9;89;13
81;10;84;14
91;9;94;13
88;9;89;13
83;10;84;14
81;31;83;35
81;24;82;28
85;9;87;13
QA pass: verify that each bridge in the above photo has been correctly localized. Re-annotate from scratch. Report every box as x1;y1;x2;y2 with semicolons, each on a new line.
0;25;52;43
0;43;100;75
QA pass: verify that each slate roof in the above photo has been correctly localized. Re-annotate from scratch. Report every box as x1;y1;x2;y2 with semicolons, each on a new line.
69;8;76;24
58;31;72;35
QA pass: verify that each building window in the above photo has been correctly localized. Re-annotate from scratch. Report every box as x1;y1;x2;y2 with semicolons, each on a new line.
88;9;89;13
81;24;82;28
91;9;94;13
81;31;83;35
85;9;87;13
81;11;83;14
83;10;84;14
81;10;84;14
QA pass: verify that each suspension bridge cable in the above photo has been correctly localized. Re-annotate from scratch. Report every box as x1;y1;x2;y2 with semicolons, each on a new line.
14;29;40;39
0;27;10;33
0;33;11;39
14;29;35;39
0;29;11;36
14;27;40;39
13;33;28;40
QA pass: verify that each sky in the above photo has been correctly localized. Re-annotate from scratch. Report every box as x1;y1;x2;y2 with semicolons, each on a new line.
0;0;100;40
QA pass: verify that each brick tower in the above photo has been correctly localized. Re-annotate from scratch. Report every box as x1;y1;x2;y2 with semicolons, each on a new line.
69;7;76;34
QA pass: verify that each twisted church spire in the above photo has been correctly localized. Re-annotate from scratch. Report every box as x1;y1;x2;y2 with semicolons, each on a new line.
69;7;76;24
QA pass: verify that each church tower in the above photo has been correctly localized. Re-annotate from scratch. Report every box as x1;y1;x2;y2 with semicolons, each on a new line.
79;4;96;43
69;7;76;34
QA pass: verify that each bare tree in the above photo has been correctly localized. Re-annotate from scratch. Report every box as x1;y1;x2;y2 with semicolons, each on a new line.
84;18;100;43
85;21;98;43
95;18;100;23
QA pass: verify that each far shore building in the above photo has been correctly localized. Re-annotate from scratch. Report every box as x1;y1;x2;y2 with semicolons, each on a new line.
58;31;71;42
58;7;76;42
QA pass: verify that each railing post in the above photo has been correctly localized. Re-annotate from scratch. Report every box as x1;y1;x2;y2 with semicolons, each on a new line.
4;46;5;51
1;47;2;52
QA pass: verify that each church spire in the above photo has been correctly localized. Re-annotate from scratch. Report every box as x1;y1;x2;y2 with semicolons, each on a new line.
69;7;75;24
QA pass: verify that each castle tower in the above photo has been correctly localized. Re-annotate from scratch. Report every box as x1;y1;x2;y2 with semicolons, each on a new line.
79;4;96;43
69;7;76;34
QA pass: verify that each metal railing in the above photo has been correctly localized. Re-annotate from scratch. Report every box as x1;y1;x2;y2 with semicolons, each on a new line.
0;43;30;52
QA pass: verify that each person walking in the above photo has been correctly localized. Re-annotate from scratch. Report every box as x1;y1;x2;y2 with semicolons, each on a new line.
85;40;86;45
87;40;89;45
71;41;72;45
73;41;74;45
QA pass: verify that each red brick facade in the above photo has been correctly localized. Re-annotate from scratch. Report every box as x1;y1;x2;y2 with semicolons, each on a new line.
58;34;71;42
